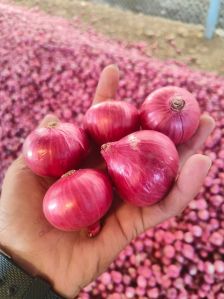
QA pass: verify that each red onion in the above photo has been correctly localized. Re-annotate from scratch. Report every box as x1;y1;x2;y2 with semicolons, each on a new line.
140;86;201;145
214;260;224;274
43;169;113;236
163;245;175;259
83;101;140;145
147;287;159;298
101;130;179;207
23;122;90;177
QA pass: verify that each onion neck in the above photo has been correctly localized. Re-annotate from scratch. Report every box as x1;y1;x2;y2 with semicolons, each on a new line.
47;121;58;128
101;143;111;152
170;96;185;112
62;170;76;178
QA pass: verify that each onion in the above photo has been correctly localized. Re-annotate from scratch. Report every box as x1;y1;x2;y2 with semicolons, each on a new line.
83;101;140;145
23;122;90;177
101;130;179;207
140;86;201;145
43;169;113;236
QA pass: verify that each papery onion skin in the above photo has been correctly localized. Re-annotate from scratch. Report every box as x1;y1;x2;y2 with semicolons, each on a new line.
43;169;113;232
23;122;90;177
101;130;179;207
83;100;140;145
140;86;201;145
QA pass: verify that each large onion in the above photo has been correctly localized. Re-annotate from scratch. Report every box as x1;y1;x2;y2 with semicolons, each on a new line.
101;130;179;207
83;100;140;145
23;122;90;177
140;86;201;145
43;169;113;235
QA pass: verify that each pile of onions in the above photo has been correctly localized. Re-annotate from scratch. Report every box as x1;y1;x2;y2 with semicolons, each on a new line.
140;86;201;145
1;3;223;298
23;122;90;177
101;130;179;207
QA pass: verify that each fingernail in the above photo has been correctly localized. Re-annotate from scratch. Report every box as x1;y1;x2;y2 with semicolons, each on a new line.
107;64;119;72
45;113;57;119
203;156;212;170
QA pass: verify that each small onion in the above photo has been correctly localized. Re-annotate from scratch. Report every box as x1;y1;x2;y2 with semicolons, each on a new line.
140;86;201;144
101;130;179;207
83;100;140;145
23;122;90;177
43;169;113;236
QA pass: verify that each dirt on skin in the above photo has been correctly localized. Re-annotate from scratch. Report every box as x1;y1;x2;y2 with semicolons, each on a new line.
8;0;224;75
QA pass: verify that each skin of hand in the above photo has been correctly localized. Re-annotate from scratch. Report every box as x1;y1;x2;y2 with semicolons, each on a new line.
0;65;215;299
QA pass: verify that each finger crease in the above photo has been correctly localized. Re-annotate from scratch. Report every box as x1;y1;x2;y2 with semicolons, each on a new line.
114;212;130;244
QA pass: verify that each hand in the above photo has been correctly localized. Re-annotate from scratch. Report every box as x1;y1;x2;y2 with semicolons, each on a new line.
0;65;215;299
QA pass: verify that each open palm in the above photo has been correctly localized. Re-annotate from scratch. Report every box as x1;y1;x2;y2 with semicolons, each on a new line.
0;65;215;299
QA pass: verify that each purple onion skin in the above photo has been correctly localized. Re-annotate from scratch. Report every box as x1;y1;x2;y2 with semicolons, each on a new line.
83;101;140;145
43;169;113;231
23;123;90;177
140;86;201;145
101;130;179;207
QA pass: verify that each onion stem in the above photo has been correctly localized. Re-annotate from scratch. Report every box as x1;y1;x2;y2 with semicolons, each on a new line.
88;221;101;238
170;96;185;111
62;170;76;178
47;121;58;128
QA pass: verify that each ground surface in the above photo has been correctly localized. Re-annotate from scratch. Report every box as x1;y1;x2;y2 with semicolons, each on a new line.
94;0;224;29
10;0;224;75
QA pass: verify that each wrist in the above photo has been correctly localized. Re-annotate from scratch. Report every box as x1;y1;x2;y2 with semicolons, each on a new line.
0;243;38;276
0;243;79;299
0;247;66;299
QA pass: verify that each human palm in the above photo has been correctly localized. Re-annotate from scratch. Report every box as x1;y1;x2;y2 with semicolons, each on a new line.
0;65;215;299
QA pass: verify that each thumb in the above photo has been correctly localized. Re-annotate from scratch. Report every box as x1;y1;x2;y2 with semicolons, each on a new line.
97;154;212;258
93;64;120;105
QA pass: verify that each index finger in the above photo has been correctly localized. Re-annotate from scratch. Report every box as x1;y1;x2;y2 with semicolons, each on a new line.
93;64;120;105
